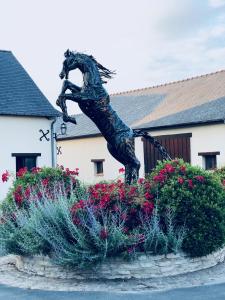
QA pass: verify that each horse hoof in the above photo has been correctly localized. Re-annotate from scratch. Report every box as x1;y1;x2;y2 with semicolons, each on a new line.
56;99;60;106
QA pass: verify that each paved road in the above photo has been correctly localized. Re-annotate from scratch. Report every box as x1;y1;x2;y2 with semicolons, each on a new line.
1;283;225;300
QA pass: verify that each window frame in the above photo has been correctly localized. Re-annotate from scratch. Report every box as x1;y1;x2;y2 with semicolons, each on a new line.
12;153;41;172
198;152;220;170
91;159;105;176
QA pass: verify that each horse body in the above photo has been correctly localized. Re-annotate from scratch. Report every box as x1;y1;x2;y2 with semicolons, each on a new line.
57;50;170;184
79;97;132;143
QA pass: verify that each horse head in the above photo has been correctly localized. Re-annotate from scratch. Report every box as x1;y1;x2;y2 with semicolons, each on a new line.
59;50;116;84
59;50;79;80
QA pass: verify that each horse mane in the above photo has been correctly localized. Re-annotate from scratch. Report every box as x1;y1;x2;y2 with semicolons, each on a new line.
88;55;116;83
70;51;116;84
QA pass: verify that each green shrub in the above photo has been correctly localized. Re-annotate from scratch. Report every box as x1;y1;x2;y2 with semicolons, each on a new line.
148;159;225;257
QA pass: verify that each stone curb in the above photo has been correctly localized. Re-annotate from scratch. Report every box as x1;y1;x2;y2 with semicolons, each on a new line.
3;246;225;280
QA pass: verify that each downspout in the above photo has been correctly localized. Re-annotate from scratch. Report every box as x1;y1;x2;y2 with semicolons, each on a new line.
51;118;57;167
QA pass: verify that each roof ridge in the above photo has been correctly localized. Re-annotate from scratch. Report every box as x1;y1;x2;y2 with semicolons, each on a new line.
0;50;11;53
111;69;225;96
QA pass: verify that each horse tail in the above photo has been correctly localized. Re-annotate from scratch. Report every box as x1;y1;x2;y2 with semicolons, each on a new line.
133;129;171;160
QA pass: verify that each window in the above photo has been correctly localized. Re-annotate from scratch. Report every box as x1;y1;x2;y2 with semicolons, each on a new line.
91;159;105;176
198;152;220;170
12;153;41;172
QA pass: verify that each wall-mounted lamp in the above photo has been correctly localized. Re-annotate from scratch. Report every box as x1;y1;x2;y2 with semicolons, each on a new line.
53;122;67;139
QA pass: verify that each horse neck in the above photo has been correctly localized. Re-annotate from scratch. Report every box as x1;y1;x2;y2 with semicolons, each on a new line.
79;61;102;86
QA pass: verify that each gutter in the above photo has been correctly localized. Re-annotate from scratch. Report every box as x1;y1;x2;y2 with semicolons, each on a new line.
50;118;57;167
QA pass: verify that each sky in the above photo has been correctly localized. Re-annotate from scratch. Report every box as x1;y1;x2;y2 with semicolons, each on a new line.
1;0;225;114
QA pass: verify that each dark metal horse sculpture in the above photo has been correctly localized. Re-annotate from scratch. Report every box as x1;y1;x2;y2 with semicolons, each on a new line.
57;50;171;184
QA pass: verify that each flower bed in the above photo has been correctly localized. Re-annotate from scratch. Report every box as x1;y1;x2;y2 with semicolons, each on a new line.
0;160;225;270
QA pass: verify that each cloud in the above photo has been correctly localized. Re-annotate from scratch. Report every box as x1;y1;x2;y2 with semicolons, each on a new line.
1;0;225;114
209;0;225;7
149;0;211;39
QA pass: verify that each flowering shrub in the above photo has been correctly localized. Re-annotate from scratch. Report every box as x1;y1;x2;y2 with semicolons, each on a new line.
1;160;224;266
1;170;9;183
214;167;225;187
1;166;79;211
79;179;155;231
149;159;225;257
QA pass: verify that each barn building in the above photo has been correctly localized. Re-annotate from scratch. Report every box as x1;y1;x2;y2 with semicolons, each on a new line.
56;70;225;183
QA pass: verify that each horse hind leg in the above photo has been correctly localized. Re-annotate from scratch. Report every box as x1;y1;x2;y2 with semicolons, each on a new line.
107;139;140;185
125;159;140;185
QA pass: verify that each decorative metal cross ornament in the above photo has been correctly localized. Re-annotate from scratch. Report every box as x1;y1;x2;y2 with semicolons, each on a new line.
39;129;50;141
56;50;171;184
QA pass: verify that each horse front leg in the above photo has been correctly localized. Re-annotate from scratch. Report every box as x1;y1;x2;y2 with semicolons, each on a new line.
61;79;81;95
57;95;77;124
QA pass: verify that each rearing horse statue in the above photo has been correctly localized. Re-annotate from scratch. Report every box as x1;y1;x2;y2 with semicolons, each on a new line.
57;50;171;184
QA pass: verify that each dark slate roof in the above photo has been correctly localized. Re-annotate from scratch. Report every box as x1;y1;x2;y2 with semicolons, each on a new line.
56;70;225;139
56;94;165;139
0;50;60;117
137;97;225;129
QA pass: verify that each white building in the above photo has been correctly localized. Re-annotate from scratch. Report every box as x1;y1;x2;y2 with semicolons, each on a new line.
0;50;60;200
56;70;225;183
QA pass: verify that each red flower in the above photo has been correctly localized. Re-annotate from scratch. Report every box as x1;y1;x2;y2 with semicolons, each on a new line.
119;188;125;200
99;194;110;208
16;167;27;177
72;216;81;225
128;186;137;196
2;170;9;183
71;200;86;213
223;180;225;186
188;179;194;189
144;192;154;200
42;178;49;186
91;190;99;199
153;174;166;183
14;185;23;206
31;167;42;174
159;168;167;175
165;164;175;173
142;201;154;214
119;167;125;174
195;175;205;183
177;177;184;184
37;191;43;199
144;182;151;189
24;187;31;198
138;178;145;184
100;228;108;240
180;166;186;173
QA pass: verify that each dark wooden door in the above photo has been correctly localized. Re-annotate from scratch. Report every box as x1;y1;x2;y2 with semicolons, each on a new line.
143;133;192;174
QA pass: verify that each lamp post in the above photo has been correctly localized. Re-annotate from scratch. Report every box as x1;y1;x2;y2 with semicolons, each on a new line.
53;122;67;139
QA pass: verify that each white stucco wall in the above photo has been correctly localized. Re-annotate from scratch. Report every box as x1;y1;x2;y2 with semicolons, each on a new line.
57;136;145;184
0;116;55;201
148;123;225;168
57;123;225;184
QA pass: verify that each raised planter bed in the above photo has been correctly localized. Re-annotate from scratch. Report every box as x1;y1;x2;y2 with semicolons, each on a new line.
10;246;225;280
